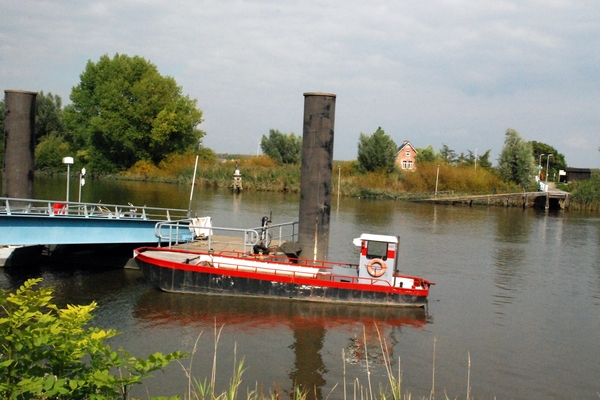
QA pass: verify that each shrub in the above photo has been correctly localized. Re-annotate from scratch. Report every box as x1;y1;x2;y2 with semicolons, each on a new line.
0;278;185;400
570;172;600;210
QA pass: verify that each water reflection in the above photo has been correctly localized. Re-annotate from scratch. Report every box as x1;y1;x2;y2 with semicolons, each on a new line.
134;290;430;398
289;321;326;399
492;209;531;313
494;208;532;244
352;199;396;228
232;191;242;214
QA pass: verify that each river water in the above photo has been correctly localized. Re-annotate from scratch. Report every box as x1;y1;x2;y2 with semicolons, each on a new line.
1;177;599;399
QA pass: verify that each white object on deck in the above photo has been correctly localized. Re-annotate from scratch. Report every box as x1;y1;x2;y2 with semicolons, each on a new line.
189;217;213;238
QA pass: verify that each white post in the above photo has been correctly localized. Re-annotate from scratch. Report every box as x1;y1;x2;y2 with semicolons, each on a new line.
188;155;199;214
435;165;440;197
62;157;74;203
66;164;71;202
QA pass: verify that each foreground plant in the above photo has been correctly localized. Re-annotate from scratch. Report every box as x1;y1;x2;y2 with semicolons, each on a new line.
0;278;185;399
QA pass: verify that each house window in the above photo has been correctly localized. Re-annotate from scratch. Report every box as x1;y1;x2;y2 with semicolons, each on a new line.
402;160;408;169
406;151;410;156
407;161;413;169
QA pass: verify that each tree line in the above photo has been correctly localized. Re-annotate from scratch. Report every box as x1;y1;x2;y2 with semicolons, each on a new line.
0;54;204;175
0;53;571;191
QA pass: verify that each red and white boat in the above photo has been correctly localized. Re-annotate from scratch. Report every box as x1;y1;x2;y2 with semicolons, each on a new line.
134;233;434;308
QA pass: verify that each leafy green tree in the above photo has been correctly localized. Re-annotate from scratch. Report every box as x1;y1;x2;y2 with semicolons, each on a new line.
0;278;184;399
35;92;65;145
458;149;491;169
35;134;74;173
356;127;398;173
477;149;493;170
439;144;457;164
529;140;567;181
64;53;204;173
416;145;437;163
34;92;73;172
498;128;535;187
260;129;302;164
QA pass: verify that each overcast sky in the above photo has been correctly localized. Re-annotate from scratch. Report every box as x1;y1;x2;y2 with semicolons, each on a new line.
2;0;599;167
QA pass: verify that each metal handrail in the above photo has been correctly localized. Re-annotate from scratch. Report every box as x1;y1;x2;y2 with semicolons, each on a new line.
0;197;190;221
154;219;299;251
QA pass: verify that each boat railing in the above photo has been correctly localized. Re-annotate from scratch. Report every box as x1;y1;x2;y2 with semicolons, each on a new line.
154;219;299;252
182;253;396;287
0;197;191;221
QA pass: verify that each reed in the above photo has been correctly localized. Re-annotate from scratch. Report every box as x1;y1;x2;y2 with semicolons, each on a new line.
568;172;600;210
176;324;474;400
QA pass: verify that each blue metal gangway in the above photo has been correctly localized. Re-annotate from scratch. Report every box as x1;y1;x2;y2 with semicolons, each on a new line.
0;197;191;246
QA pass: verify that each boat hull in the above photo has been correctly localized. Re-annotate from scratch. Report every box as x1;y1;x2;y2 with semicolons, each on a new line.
135;248;430;308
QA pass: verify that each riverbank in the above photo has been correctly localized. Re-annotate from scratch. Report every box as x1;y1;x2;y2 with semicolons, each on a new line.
117;153;516;198
40;151;600;209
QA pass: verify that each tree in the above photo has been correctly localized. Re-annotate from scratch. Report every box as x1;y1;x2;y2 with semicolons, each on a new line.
439;144;457;164
260;129;302;164
356;127;398;173
34;92;73;172
35;91;65;144
529;140;567;181
63;54;204;173
498;128;535;187
35;134;73;173
477;149;493;170
416;145;437;163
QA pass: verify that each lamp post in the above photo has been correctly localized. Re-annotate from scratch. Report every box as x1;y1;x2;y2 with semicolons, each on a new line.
538;154;545;180
545;154;553;187
62;157;74;202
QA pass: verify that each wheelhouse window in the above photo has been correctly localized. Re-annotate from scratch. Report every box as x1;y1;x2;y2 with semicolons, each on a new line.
366;241;388;260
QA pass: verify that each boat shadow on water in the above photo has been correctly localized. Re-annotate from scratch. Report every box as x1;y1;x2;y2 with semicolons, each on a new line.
134;288;433;331
134;289;433;399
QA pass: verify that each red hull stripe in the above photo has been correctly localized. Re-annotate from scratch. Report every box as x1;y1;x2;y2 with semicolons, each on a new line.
134;248;431;297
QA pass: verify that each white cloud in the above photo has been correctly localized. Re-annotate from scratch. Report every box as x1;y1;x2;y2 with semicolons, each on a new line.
1;0;599;167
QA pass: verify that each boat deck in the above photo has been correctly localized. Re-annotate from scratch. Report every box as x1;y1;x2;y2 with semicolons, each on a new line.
172;235;250;253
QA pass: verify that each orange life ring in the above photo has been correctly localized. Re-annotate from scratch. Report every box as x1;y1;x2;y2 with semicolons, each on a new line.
366;258;387;278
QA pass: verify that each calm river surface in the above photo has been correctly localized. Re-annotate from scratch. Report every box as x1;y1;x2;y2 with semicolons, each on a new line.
1;177;599;399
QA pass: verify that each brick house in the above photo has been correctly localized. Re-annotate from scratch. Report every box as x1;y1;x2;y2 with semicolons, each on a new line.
396;140;418;170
